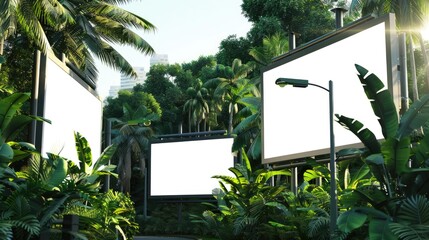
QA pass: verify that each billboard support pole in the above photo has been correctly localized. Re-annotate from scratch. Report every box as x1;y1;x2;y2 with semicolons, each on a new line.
30;50;41;145
399;32;409;115
104;119;112;192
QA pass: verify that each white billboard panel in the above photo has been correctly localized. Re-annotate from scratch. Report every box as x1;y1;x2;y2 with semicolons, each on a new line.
262;15;399;164
38;54;102;162
149;137;234;197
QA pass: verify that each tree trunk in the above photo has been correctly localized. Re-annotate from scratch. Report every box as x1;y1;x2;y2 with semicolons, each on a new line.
188;109;192;133
418;33;429;94
408;38;419;101
197;119;201;132
228;103;233;135
121;148;132;193
0;37;4;70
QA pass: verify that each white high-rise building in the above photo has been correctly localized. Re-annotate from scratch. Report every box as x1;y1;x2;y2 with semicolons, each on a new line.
150;54;169;66
108;66;147;98
120;66;146;90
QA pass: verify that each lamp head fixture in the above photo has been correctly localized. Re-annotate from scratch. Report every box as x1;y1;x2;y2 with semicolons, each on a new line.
275;78;309;88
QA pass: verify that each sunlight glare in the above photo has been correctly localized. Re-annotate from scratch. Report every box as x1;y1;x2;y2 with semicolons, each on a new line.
422;21;429;40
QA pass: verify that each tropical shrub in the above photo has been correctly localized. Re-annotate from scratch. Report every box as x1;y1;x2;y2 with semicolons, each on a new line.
0;92;138;240
63;190;139;240
192;149;291;239
336;65;429;239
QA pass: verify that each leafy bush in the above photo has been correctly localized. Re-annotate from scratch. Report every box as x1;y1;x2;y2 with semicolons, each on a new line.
192;150;292;239
336;65;429;239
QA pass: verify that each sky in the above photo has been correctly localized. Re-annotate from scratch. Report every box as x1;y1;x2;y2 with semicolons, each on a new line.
96;0;252;99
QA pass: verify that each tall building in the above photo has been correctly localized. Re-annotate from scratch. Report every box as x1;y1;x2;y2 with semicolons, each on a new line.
108;66;146;98
150;54;169;66
120;66;146;90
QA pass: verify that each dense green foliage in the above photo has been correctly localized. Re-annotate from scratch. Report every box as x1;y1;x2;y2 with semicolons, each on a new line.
0;93;138;240
3;0;429;239
0;0;156;82
335;65;429;239
241;0;336;45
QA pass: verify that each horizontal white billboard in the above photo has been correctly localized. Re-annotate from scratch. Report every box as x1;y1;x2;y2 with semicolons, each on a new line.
149;137;234;197
262;14;399;164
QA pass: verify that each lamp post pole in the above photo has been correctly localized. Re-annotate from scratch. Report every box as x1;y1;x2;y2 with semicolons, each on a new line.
328;80;337;238
275;78;337;238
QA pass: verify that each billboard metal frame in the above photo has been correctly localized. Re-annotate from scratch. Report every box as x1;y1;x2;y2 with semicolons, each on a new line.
31;51;102;161
148;134;235;200
261;14;399;165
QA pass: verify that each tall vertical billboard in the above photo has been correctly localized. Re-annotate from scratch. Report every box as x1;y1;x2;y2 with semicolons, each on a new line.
262;14;400;164
34;53;102;162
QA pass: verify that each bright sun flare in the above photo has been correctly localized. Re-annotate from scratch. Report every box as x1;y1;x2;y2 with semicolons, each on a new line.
422;22;429;40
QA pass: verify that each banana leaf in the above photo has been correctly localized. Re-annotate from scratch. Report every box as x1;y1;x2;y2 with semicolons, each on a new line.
382;137;411;176
396;94;429;140
355;64;398;139
0;93;30;131
74;132;92;174
336;113;381;153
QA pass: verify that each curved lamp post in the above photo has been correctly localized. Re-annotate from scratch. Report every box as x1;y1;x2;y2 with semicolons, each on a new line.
275;78;337;238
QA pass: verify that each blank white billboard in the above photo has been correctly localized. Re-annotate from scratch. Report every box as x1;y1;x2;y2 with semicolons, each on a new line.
38;54;102;162
149;137;234;197
262;14;399;164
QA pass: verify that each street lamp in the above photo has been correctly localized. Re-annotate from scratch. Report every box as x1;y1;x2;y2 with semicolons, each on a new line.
275;78;337;238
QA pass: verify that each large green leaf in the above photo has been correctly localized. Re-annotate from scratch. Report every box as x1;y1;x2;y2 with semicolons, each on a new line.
349;164;371;189
414;131;429;165
336;114;381;153
365;153;391;194
46;156;68;188
229;167;249;186
337;209;368;233
0;93;30;131
93;144;117;171
369;218;397;240
0;142;13;167
248;133;261;160
241;148;252;176
237;97;260;114
75;132;92;174
303;169;325;182
355;64;398;139
2;114;50;142
396;94;429;140
255;169;290;184
382;137;411;176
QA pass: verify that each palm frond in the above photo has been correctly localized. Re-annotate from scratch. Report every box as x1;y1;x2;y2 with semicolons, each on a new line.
16;1;51;52
308;216;330;239
94;17;154;54
86;2;156;30
397;195;429;224
389;222;429;240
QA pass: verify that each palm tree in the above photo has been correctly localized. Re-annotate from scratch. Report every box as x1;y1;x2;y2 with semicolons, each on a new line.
110;104;159;193
0;0;155;82
233;34;289;159
249;32;289;67
183;79;209;132
349;0;429;99
204;59;257;134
